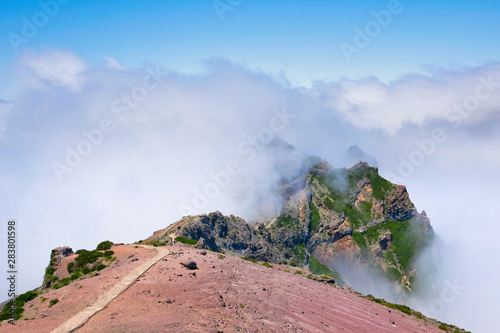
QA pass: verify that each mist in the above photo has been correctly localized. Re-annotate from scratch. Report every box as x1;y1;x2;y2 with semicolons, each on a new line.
0;48;499;332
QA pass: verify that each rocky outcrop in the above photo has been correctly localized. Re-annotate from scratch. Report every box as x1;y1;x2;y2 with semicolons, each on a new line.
386;185;418;221
50;246;74;272
169;212;285;263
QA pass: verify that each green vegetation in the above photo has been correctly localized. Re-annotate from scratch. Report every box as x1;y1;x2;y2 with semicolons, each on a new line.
308;255;334;275
365;294;411;316
383;250;398;267
289;243;306;266
385;220;432;273
53;277;71;289
274;214;299;230
104;250;114;257
0;290;38;321
323;197;335;210
262;262;273;268
365;168;395;200
96;240;113;251
48;299;59;308
241;257;258;263
239;304;244;308
75;249;102;267
96;263;107;271
351;231;367;251
40;297;47;303
385;267;402;282
43;252;58;288
308;255;345;286
175;236;198;246
67;262;75;273
309;201;320;232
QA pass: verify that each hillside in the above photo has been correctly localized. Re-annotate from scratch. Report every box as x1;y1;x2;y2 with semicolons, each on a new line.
0;243;467;332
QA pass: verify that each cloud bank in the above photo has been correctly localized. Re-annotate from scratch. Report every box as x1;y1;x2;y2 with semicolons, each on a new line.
0;48;499;332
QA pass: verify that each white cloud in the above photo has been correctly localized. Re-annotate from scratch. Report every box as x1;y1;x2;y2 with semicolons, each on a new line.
0;51;499;332
19;48;86;91
103;56;128;71
314;62;500;134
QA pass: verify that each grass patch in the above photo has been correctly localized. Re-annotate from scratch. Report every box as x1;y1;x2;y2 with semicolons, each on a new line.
175;236;198;246
274;214;299;230
309;201;320;232
365;294;411;316
262;262;273;268
241;257;258;263
308;255;346;286
48;299;59;308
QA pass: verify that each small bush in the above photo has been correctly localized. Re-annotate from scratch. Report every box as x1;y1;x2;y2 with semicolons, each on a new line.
67;262;75;273
96;241;113;251
96;263;106;271
104;250;114;257
53;277;71;289
70;272;82;281
175;236;198;246
262;262;273;268
241;257;258;263
48;299;59;308
75;250;102;269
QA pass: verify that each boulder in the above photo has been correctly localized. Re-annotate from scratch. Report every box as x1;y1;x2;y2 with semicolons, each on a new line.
180;259;197;270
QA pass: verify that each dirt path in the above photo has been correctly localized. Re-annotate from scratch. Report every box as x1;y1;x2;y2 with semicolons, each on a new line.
50;246;170;333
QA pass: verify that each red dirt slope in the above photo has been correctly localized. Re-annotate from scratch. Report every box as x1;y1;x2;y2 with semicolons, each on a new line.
1;245;445;332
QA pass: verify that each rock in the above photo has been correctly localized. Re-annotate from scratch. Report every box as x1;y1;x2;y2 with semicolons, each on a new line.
199;250;207;256
181;259;197;270
196;237;208;250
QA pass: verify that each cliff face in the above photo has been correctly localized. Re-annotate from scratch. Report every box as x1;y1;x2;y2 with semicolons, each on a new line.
146;159;435;294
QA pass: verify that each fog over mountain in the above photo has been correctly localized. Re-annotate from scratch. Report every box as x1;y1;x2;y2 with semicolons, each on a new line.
0;49;499;332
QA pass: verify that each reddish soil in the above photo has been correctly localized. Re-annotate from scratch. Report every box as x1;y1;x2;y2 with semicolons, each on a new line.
0;245;444;333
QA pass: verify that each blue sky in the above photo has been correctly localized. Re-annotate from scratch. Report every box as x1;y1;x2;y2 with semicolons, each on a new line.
1;0;499;86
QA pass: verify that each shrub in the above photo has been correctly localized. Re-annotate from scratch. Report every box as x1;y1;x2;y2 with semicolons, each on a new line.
96;241;113;251
96;263;107;271
53;277;71;289
48;299;59;308
175;236;197;246
74;250;101;268
67;262;75;273
104;250;114;257
0;290;39;321
70;272;82;281
351;231;367;251
241;257;258;263
262;262;273;268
